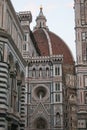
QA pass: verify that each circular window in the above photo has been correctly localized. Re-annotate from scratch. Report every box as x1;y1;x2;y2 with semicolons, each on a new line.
36;87;46;99
33;85;48;100
37;89;45;99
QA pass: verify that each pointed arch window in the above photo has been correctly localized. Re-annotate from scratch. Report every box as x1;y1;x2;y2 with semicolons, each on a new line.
56;112;60;125
39;68;42;77
46;67;49;77
32;68;36;77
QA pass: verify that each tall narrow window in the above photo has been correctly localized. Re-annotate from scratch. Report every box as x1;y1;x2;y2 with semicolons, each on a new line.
24;33;28;41
56;112;60;125
23;43;26;50
32;68;36;77
55;82;60;91
84;76;87;87
46;68;49;77
55;66;60;76
80;2;85;25
55;94;60;102
81;32;87;61
85;93;87;104
39;68;42;77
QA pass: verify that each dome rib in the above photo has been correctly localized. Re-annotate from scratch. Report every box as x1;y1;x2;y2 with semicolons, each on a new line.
43;29;52;55
33;29;50;56
33;28;74;65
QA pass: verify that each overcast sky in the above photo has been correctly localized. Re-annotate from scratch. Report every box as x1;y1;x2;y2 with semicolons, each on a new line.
11;0;76;60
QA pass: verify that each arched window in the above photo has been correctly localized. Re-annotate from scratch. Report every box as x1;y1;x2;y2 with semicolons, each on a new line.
46;67;49;77
56;112;60;120
32;68;36;77
56;112;60;125
39;68;42;77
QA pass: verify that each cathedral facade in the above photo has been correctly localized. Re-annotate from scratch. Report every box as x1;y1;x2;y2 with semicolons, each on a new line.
24;7;77;130
0;0;86;130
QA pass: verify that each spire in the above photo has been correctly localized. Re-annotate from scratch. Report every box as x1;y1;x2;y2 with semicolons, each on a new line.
33;6;49;30
39;5;43;16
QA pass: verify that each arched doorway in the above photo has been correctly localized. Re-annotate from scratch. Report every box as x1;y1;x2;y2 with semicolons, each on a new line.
34;117;47;129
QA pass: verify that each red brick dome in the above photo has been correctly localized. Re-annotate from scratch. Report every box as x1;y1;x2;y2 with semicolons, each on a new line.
33;28;74;65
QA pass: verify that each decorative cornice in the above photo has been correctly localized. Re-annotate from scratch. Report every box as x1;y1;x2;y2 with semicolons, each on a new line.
28;55;63;64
